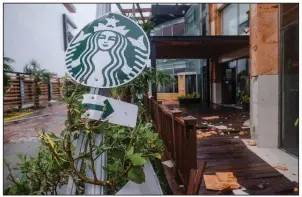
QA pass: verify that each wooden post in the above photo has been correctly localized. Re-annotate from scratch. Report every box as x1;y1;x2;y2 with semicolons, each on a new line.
183;115;197;188
157;100;162;134
57;78;61;99
18;74;24;109
171;109;182;177
48;76;52;101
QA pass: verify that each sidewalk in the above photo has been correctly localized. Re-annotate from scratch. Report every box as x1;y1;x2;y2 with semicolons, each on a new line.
4;102;67;143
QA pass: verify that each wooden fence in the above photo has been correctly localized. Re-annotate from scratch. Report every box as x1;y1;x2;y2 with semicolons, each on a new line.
144;95;197;191
4;72;63;111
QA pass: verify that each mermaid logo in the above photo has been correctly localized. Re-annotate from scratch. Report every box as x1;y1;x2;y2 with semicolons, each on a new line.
65;13;150;88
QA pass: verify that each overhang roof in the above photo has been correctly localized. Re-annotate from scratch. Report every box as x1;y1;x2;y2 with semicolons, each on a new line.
150;36;249;59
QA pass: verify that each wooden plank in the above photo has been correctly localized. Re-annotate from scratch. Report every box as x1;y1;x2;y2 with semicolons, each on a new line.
193;161;206;194
186;169;197;195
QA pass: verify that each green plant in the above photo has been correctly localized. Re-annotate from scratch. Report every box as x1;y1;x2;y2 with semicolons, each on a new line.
4;57;15;90
4;139;71;195
4;83;164;194
177;92;200;100
110;68;176;103
23;60;55;108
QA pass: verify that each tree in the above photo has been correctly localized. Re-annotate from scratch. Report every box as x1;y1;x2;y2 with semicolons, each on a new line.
3;57;15;90
23;60;54;108
110;68;176;103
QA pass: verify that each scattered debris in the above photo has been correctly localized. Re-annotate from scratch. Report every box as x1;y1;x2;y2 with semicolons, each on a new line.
204;172;241;191
239;131;245;135
273;165;288;171
234;136;239;139
220;133;225;136
179;185;184;188
243;119;250;127
215;125;228;130
196;130;217;139
242;127;250;129
294;187;298;192
247;140;256;146
162;160;174;168
229;124;232;126
202;116;219;120
227;128;235;131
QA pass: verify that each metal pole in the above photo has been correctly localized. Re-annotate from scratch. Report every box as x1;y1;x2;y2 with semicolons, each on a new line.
84;4;111;195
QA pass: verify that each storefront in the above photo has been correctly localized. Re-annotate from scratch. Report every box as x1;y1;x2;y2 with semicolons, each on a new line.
279;4;299;157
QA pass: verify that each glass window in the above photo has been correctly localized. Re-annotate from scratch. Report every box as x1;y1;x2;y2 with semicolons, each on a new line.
162;26;172;36
222;4;250;35
222;4;238;35
63;14;77;50
238;4;249;24
173;23;185;36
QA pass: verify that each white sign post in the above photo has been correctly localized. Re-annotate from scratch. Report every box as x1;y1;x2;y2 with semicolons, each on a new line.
65;12;150;195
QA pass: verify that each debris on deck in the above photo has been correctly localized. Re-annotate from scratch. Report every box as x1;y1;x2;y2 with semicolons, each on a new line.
239;131;246;135
196;130;217;139
215;125;227;130
247;140;256;146
202;116;219;120
273;165;289;171
204;172;241;191
233;136;239;139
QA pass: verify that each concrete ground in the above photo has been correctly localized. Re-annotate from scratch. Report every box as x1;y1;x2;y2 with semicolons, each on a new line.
242;139;298;182
3;102;67;191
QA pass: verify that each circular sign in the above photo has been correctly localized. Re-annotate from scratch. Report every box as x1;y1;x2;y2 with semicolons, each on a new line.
65;12;150;88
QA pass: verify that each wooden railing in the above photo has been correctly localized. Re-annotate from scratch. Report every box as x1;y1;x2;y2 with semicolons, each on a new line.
144;95;197;190
4;72;63;111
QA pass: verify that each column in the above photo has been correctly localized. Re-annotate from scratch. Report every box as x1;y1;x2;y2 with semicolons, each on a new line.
249;4;279;148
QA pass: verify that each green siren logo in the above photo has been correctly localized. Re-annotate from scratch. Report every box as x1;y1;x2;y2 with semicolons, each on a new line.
65;13;150;88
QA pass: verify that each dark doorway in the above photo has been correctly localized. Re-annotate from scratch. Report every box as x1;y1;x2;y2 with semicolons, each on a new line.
280;4;299;157
185;74;197;94
221;62;236;104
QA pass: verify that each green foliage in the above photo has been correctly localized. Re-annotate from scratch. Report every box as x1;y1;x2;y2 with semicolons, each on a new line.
110;68;176;103
4;57;15;89
4;79;164;194
4;140;70;195
177;92;200;99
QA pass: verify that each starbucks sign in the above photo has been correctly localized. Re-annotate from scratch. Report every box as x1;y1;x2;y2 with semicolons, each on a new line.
65;12;150;88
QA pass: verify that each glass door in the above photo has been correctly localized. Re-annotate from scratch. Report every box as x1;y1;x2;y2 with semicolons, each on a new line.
280;4;299;157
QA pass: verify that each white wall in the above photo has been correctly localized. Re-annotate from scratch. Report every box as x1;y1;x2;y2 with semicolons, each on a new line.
4;4;75;77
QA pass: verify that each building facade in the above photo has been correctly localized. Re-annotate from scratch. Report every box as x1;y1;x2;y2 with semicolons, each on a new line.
150;3;299;156
4;4;77;76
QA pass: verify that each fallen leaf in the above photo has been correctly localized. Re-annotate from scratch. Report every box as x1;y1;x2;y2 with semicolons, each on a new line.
294;187;298;192
273;165;288;171
239;131;245;135
234;136;239;139
220;133;225;136
202;116;219;120
204;175;230;191
247;140;256;146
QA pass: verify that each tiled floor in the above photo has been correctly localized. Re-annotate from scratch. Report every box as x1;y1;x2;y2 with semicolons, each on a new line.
242;139;298;182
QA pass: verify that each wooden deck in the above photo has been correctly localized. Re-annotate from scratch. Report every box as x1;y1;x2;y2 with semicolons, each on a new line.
197;135;298;195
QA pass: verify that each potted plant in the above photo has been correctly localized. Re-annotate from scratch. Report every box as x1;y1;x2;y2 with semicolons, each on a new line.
178;92;201;105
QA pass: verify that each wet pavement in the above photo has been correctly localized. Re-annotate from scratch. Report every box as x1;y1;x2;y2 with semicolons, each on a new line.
4;102;67;143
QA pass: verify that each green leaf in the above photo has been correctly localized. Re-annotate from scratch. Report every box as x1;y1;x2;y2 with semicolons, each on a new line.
129;154;147;166
127;166;145;184
126;146;134;157
60;130;69;137
294;118;299;127
149;153;162;160
145;123;153;129
107;159;121;172
48;133;59;140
